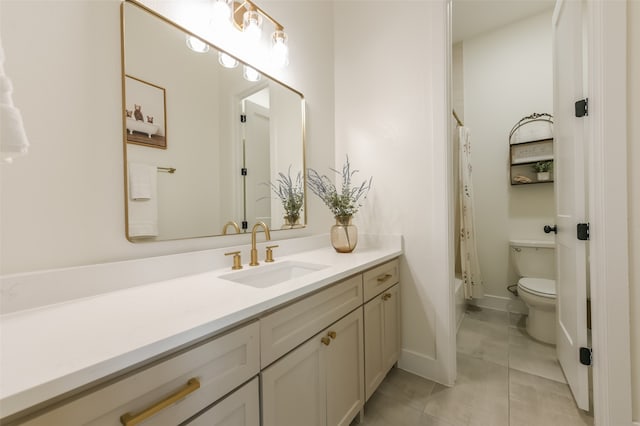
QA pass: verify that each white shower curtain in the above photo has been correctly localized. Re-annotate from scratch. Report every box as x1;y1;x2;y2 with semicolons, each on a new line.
458;126;485;299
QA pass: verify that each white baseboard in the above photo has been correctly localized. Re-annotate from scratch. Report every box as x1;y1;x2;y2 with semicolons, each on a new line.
398;349;453;387
468;294;528;314
632;421;640;426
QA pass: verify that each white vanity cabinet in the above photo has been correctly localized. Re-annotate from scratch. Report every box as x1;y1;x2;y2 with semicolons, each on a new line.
20;322;260;426
261;309;365;426
363;260;401;400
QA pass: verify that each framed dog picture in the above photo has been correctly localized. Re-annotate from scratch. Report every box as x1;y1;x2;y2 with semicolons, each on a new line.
124;75;167;149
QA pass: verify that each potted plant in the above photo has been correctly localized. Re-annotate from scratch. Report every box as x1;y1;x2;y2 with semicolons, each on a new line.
307;157;372;253
532;160;553;181
268;167;304;228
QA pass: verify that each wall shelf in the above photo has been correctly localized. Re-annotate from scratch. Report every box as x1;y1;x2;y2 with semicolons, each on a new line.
509;138;554;185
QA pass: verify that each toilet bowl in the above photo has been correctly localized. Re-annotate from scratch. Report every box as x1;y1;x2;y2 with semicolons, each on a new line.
517;277;556;344
509;240;556;344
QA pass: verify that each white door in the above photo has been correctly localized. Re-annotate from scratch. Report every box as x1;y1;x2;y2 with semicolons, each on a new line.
244;100;271;228
552;0;590;411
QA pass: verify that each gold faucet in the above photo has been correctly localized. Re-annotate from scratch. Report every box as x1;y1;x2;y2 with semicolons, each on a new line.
222;221;241;235
250;221;271;266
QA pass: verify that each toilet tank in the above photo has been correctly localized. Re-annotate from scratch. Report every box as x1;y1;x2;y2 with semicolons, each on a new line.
509;240;556;280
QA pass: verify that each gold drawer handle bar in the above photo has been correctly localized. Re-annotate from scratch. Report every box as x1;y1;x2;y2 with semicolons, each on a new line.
377;273;393;283
321;336;331;346
120;378;201;426
382;293;392;301
327;331;337;339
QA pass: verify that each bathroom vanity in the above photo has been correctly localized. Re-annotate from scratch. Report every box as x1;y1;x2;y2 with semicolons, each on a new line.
0;235;402;425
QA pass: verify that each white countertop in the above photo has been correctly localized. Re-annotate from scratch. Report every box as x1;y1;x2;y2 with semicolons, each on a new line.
0;235;402;419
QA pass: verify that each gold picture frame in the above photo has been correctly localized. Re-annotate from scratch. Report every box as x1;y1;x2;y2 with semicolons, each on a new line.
124;75;167;149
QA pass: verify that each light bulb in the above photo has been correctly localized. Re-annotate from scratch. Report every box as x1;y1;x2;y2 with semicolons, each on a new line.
271;30;289;67
186;35;209;53
243;65;261;82
219;52;239;68
242;10;263;42
212;0;232;30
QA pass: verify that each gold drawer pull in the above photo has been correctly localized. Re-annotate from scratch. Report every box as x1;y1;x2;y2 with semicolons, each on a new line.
382;293;392;301
321;336;331;346
377;273;393;283
327;331;337;339
120;378;201;426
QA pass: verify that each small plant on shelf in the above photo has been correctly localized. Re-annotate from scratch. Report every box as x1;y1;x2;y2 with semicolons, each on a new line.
532;160;553;173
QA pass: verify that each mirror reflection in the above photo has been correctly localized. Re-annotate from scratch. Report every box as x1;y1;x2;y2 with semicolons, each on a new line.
121;1;305;242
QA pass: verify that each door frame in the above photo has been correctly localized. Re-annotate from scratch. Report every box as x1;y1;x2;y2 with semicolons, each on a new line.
584;1;632;424
445;1;632;424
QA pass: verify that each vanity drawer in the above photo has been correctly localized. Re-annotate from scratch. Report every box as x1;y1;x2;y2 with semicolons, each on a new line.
363;259;399;302
23;322;260;426
186;377;259;426
260;275;363;367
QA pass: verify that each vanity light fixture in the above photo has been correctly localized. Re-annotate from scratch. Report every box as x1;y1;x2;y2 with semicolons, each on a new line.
232;0;289;67
218;52;239;68
243;65;261;82
187;0;290;68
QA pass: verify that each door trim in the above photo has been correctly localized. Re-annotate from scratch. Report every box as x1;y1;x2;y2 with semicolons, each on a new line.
586;1;632;424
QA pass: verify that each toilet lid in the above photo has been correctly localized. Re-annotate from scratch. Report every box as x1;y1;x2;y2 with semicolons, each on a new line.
518;277;556;298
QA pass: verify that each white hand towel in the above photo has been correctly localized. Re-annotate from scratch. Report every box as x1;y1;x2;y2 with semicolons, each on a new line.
127;162;159;238
128;162;155;200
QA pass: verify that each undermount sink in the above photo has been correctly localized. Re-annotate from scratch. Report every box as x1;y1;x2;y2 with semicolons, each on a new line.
219;261;329;288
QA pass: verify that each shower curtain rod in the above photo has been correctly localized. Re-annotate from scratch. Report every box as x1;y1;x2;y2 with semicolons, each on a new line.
452;110;464;126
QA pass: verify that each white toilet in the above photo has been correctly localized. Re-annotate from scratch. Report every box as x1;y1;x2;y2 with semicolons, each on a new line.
509;240;556;344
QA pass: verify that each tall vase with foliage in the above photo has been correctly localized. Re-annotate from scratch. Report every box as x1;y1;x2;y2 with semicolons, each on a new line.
307;157;372;253
268;167;304;228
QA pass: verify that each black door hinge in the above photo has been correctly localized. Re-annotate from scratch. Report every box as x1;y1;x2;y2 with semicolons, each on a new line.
240;114;247;123
577;223;590;241
579;347;592;366
241;220;248;230
241;168;247;176
575;98;588;117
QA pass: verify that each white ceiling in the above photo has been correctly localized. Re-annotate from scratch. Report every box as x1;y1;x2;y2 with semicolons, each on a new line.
453;0;555;43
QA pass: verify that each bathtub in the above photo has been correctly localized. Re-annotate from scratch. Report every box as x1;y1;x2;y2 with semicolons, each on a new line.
126;117;159;138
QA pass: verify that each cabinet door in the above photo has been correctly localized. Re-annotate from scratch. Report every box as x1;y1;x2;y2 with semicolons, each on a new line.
382;284;401;372
261;333;327;426
364;283;401;400
325;309;365;426
186;378;259;426
364;294;385;401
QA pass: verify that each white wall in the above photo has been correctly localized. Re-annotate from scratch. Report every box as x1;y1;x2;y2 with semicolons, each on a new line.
628;0;640;420
334;1;454;384
0;0;335;274
462;11;555;303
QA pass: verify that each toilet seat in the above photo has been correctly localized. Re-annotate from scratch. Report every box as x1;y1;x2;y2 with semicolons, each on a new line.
518;277;556;298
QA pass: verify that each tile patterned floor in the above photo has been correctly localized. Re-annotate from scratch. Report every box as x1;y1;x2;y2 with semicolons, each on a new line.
352;306;594;426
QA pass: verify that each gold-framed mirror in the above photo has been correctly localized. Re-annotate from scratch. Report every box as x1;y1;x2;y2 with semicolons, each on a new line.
121;0;306;242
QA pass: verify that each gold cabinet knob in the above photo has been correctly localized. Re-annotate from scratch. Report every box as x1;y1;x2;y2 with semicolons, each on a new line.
224;251;243;270
321;336;331;346
265;245;279;263
382;293;392;301
327;331;337;339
